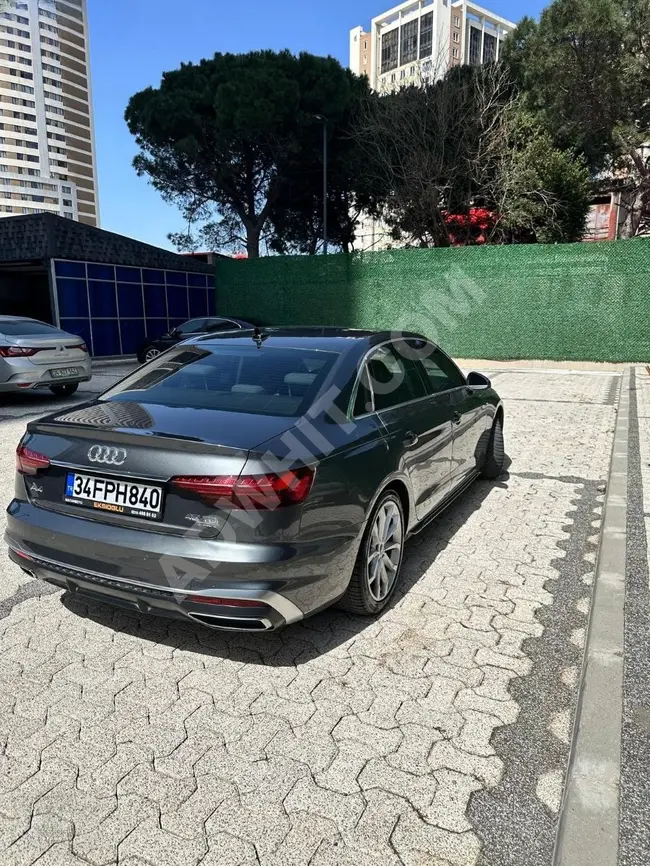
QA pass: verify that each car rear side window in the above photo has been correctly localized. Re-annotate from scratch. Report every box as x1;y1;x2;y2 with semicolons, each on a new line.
177;319;207;335
205;319;242;332
100;344;339;417
367;345;428;412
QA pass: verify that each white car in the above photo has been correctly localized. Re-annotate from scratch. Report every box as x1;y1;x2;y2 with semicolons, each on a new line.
0;316;91;396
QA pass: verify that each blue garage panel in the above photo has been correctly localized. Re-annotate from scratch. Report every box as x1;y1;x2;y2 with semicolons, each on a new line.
56;278;89;318
188;273;208;288
142;268;165;284
144;284;167;319
117;283;144;318
92;319;121;356
87;263;115;281
166;284;188;320
189;288;208;318
120;319;146;355
55;260;86;279
116;266;141;283
207;290;216;315
166;271;187;287
88;281;118;318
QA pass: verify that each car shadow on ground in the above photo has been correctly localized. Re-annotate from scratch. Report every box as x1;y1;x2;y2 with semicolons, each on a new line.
62;460;512;666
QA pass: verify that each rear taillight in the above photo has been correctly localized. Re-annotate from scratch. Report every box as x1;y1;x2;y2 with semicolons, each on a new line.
171;467;315;510
0;346;41;357
66;343;88;353
16;444;51;475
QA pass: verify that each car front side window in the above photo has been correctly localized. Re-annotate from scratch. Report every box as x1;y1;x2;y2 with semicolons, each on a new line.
418;346;466;394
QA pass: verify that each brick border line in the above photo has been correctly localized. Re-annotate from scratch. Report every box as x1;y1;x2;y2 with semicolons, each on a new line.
554;367;629;866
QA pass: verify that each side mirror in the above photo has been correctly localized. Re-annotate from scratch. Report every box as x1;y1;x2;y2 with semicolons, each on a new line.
467;371;491;391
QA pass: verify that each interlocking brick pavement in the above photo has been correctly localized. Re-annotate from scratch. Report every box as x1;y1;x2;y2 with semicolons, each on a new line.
0;369;620;865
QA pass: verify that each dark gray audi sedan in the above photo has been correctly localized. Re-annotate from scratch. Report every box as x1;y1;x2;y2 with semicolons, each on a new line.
5;328;504;631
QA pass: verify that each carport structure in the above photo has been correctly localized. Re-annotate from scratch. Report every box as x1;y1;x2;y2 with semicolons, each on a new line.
0;213;215;356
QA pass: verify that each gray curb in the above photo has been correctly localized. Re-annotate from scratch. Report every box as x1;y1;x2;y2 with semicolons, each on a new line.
554;368;629;866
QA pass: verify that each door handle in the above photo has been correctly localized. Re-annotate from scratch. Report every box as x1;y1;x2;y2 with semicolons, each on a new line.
403;431;419;448
453;412;462;426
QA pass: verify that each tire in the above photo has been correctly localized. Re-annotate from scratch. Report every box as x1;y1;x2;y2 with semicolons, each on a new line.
144;346;161;363
339;490;405;616
481;415;505;479
49;383;79;397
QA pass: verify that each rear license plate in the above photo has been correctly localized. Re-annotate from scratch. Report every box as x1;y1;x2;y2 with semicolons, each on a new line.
51;367;80;379
64;472;164;520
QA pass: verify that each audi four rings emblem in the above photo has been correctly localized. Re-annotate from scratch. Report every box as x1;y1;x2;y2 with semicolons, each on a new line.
87;445;127;466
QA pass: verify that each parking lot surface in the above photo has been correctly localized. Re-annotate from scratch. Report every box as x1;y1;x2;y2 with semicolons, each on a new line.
0;365;640;866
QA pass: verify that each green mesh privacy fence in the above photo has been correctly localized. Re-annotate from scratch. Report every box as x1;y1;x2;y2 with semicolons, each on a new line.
215;239;650;362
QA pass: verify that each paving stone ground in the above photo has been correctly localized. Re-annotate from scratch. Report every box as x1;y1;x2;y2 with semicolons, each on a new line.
0;367;625;866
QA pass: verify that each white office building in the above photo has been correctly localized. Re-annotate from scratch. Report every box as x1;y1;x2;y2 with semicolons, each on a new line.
0;0;99;225
351;0;515;91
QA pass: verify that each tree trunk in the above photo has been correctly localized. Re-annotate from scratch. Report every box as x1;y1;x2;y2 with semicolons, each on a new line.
246;228;261;258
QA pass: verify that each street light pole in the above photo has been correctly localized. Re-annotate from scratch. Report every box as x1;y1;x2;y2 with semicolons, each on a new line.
313;114;328;255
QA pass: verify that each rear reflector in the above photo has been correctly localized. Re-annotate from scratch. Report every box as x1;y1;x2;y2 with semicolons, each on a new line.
16;444;51;475
172;466;315;510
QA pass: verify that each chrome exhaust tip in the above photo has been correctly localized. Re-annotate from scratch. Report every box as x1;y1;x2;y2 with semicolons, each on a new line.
187;612;274;631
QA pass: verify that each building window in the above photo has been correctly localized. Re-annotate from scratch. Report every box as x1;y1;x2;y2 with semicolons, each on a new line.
380;28;399;74
419;11;433;58
63;198;72;206
452;31;460;43
400;19;418;65
452;47;459;58
363;40;367;50
65;212;73;218
62;185;71;193
400;69;406;79
469;26;481;65
454;16;461;27
483;32;497;63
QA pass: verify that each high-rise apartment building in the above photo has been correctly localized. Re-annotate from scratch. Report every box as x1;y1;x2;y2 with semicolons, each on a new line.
349;0;515;250
0;0;98;226
351;0;515;92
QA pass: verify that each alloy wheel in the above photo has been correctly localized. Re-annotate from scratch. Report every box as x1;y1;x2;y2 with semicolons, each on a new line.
145;347;161;362
366;499;403;601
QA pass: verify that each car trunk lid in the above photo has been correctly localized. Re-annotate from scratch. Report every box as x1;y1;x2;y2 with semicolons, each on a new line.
6;333;87;366
21;400;298;537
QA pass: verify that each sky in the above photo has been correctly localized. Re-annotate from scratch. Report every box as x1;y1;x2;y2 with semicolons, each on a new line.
88;0;547;251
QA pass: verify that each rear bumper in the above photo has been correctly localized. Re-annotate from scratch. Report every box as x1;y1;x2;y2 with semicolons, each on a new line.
5;499;360;630
0;357;92;391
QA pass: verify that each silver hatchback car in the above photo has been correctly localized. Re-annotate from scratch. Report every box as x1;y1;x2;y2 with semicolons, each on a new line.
0;316;92;396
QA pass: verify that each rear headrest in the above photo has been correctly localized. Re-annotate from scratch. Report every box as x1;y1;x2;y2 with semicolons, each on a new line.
284;373;316;387
231;384;265;394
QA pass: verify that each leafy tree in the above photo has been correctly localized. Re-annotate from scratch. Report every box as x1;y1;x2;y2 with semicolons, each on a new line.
489;109;592;243
125;50;376;257
503;0;650;234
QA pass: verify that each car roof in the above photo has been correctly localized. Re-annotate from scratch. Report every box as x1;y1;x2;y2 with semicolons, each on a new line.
191;326;430;352
0;315;39;322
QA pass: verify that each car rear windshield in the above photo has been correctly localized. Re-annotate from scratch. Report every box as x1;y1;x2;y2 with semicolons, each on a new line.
100;344;340;417
0;320;60;335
